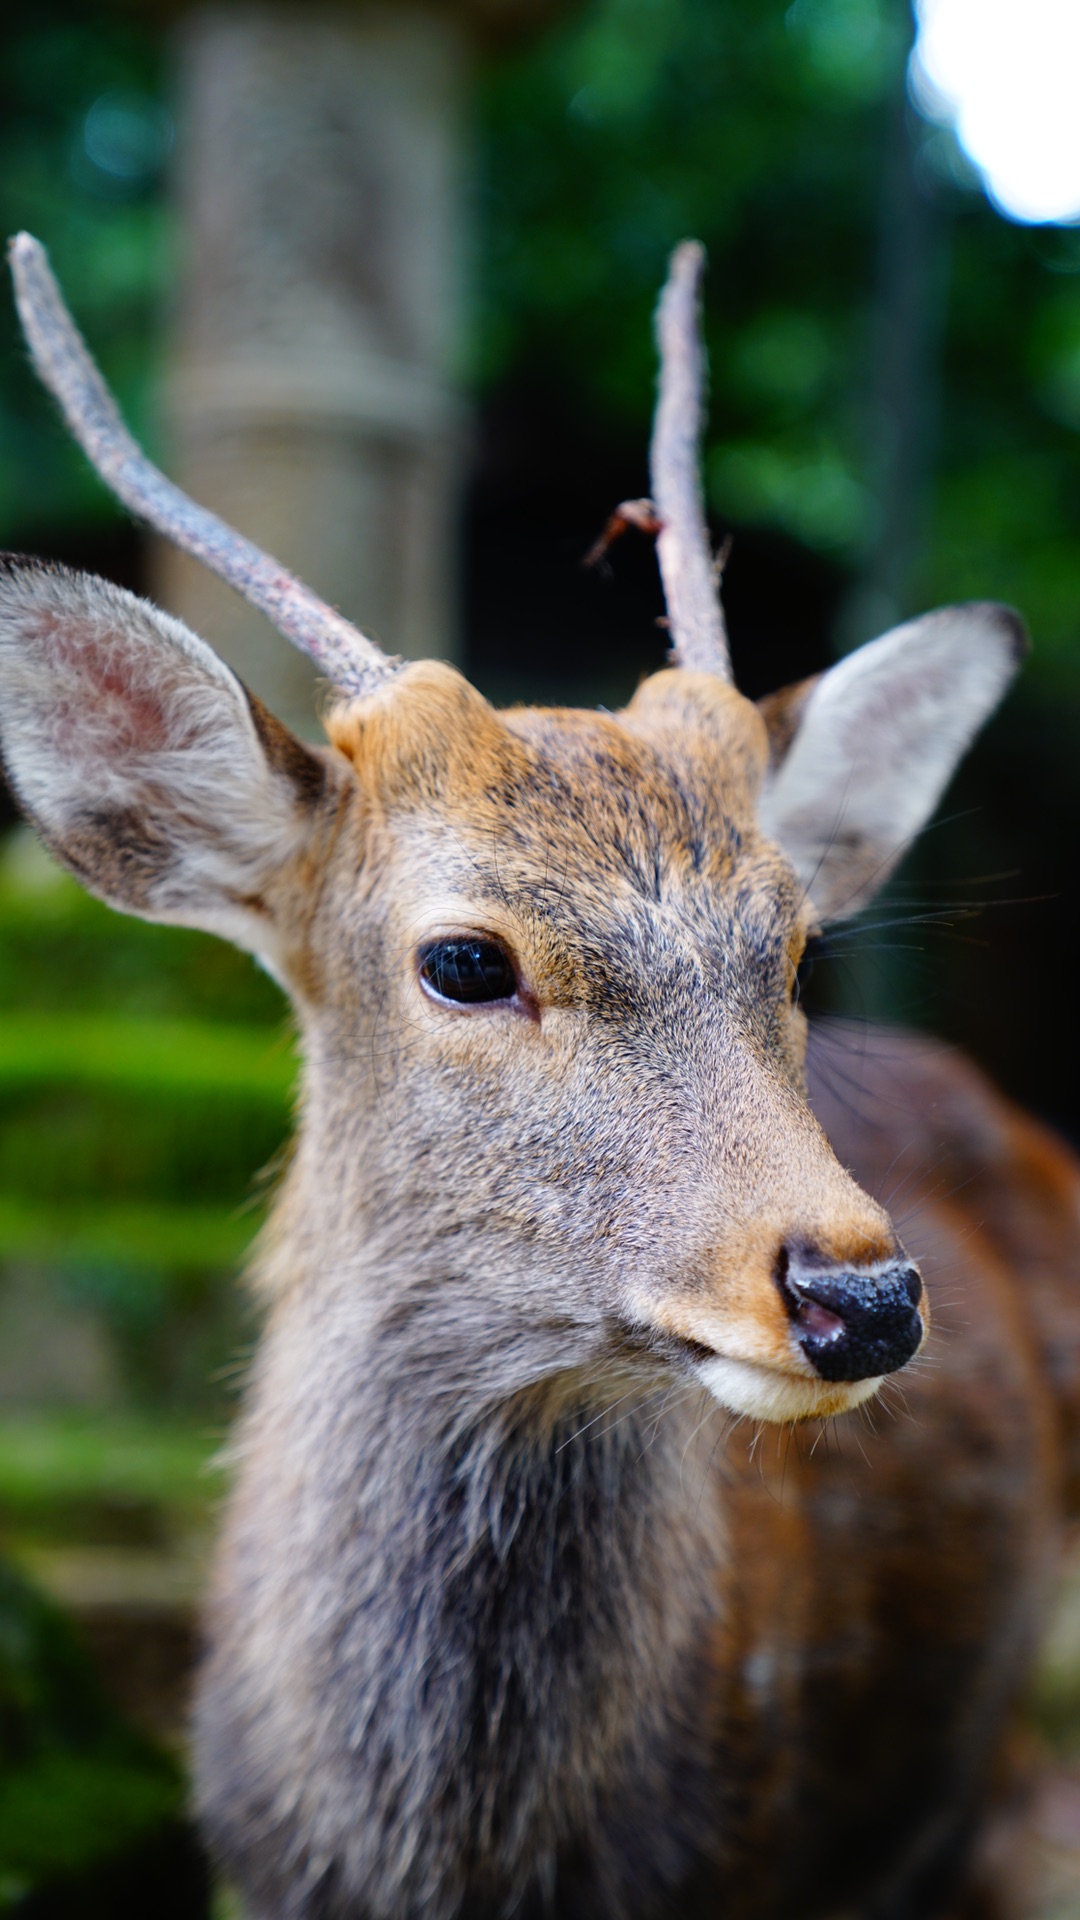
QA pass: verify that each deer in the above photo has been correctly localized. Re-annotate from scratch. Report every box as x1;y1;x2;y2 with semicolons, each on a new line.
2;232;1080;1920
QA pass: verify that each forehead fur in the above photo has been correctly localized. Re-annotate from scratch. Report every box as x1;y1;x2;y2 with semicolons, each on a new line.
325;661;770;879
325;657;800;1038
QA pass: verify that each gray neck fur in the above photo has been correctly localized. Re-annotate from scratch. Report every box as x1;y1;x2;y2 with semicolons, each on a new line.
197;1283;727;1920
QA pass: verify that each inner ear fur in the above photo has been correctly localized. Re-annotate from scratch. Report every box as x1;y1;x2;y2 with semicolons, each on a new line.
756;603;1027;922
756;675;822;773
0;554;341;962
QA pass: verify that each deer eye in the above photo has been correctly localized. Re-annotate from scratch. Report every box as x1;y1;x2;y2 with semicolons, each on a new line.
418;937;518;1006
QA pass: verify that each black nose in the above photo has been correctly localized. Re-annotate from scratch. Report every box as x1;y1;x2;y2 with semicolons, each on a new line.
780;1249;924;1383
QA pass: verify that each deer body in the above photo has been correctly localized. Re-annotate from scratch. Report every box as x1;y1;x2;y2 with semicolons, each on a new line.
1;237;1078;1918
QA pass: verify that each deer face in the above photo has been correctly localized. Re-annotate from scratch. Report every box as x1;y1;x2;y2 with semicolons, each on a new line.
301;664;907;1420
0;561;1022;1422
255;660;917;1424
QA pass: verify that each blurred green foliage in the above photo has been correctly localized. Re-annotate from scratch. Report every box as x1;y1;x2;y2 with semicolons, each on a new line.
0;9;169;538
2;1;1078;680
0;835;256;1904
0;1557;200;1914
0;1413;221;1548
476;0;906;423
0;834;289;1411
474;0;1080;675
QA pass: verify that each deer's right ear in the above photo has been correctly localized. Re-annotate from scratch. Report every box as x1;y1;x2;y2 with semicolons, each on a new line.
0;557;342;966
757;603;1026;922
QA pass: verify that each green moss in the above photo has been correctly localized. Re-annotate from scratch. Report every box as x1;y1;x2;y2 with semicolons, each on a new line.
0;1412;224;1552
0;1414;225;1521
0;1559;186;1905
0;1013;296;1102
0;1198;256;1272
0;1752;179;1885
0;1084;287;1209
0;844;284;1028
0;848;294;1409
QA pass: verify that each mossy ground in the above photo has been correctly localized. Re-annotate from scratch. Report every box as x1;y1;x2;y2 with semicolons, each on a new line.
0;834;283;1912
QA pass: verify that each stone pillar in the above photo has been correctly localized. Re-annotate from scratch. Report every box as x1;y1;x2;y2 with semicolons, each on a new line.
157;6;468;732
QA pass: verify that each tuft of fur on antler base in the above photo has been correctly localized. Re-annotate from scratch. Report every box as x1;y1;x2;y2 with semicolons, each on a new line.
6;232;398;700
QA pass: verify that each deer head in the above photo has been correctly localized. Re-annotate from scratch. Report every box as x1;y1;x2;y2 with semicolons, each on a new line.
0;237;1022;1425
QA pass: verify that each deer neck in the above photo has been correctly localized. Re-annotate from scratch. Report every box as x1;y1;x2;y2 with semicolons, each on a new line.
201;1246;727;1917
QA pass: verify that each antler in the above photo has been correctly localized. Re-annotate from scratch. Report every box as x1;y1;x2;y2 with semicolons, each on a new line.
650;241;732;681
7;233;398;699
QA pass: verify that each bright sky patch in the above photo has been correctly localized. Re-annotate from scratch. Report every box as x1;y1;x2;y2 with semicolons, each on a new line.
911;0;1080;225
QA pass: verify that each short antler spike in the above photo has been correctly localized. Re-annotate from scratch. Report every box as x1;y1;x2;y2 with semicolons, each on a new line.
650;241;732;681
7;232;398;699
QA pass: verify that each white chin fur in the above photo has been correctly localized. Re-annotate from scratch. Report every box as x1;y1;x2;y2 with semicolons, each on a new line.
697;1353;884;1423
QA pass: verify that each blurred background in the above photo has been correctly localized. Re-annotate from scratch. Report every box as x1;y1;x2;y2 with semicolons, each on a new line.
1;0;1080;1913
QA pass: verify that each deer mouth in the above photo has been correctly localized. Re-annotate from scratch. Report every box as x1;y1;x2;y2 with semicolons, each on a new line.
667;1260;925;1421
642;1323;888;1422
689;1348;886;1423
640;1259;924;1421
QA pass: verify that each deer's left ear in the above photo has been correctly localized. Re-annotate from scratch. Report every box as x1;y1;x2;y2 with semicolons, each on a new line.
756;603;1027;921
0;556;344;968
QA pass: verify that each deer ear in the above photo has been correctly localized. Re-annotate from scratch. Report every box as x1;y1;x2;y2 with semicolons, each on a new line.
757;603;1027;922
0;556;338;965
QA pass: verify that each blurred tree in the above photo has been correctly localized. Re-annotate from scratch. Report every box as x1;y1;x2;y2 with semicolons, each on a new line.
471;0;1080;689
0;8;169;541
1;0;1078;690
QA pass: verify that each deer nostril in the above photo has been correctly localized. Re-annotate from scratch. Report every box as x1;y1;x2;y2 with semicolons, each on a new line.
779;1251;924;1383
792;1299;845;1344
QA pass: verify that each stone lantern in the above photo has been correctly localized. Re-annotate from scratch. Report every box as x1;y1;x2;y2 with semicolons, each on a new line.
150;1;574;732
